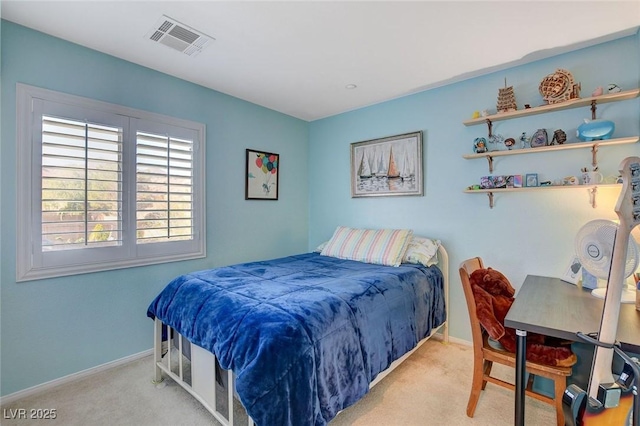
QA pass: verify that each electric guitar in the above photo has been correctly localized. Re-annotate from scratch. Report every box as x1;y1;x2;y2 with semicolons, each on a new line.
563;156;640;426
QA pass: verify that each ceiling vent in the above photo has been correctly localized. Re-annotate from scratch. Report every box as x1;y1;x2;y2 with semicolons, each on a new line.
146;15;213;57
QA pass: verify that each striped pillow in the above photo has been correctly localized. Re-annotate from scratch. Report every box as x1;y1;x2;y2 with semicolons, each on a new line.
320;226;413;267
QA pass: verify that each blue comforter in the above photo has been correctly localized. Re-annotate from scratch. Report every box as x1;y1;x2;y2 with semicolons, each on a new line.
147;253;445;426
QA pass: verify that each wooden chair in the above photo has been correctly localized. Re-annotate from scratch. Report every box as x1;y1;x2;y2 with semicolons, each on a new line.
459;257;573;426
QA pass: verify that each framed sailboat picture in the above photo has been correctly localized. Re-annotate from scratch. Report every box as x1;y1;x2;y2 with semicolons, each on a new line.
246;149;279;200
350;131;423;197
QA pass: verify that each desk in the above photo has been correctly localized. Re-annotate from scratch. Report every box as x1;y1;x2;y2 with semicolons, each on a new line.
504;275;640;426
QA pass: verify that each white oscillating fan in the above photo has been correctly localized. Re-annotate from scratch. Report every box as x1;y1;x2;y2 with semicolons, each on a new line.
574;219;639;303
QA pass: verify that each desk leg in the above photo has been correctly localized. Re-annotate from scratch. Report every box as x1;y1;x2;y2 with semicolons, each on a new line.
515;329;527;426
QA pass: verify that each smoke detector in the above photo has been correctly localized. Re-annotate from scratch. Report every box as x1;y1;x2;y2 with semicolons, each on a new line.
146;15;213;57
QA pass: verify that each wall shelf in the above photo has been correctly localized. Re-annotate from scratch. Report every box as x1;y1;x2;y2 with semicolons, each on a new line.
463;137;640;173
464;184;621;209
463;88;640;126
462;87;638;208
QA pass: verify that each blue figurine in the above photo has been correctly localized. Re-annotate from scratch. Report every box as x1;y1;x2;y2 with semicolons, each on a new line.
474;137;487;153
577;119;615;141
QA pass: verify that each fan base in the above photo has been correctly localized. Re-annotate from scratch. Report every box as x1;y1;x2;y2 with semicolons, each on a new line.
591;287;636;304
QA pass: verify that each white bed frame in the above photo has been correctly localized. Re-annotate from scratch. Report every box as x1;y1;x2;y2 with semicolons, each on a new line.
153;245;449;426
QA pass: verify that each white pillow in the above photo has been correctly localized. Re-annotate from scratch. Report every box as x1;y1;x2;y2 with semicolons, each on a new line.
403;236;441;267
313;241;328;253
320;226;413;267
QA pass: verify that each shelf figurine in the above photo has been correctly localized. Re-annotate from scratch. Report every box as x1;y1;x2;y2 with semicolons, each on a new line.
497;78;517;113
474;137;487;153
607;83;622;94
577;119;614;141
504;138;516;150
539;68;581;104
551;129;567;145
530;128;548;148
488;133;506;151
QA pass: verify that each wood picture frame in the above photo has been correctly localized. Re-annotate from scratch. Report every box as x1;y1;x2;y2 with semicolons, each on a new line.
350;131;423;198
246;149;279;200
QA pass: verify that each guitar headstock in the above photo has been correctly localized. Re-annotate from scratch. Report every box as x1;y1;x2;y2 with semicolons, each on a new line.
615;157;640;231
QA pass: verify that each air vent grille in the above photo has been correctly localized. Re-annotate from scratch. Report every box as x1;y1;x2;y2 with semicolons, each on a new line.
146;15;213;57
168;25;199;44
158;20;173;33
150;31;164;42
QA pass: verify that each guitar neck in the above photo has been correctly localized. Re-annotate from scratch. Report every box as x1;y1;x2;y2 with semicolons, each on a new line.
587;156;640;401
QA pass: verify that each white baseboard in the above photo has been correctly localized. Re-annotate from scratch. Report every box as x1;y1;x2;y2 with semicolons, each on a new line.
427;329;471;347
436;334;472;347
0;348;153;405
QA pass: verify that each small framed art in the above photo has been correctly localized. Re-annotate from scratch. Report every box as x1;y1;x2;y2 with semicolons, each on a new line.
525;173;538;187
562;256;582;285
513;175;523;188
246;149;279;200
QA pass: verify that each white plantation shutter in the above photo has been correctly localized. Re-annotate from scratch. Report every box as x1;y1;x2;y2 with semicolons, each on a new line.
136;131;194;243
16;84;205;281
41;115;123;251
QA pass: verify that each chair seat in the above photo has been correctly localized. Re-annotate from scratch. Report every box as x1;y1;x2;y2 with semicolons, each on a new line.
459;257;573;426
481;333;573;378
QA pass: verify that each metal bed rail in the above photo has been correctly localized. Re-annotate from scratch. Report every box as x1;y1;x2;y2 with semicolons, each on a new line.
153;318;255;426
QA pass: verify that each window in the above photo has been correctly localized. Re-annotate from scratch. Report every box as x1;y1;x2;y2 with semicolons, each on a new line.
17;84;206;281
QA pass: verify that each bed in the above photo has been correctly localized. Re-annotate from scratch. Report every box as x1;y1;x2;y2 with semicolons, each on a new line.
147;232;449;426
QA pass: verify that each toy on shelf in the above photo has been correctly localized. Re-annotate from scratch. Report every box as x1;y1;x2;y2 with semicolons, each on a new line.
487;133;506;152
474;137;487;153
497;78;517;113
504;138;516;150
577;118;615;141
551;129;567;145
539;68;581;104
530;128;548;148
607;83;622;94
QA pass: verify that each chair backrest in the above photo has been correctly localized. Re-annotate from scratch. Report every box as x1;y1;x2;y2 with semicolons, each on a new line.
459;257;486;353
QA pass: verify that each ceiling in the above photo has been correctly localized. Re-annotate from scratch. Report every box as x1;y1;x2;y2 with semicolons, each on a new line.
2;1;639;121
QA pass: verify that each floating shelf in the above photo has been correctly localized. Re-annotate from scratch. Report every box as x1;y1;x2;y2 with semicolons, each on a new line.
464;184;622;209
463;88;640;126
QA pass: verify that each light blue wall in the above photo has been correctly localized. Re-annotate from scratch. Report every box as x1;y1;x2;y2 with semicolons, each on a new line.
309;33;640;344
0;21;309;396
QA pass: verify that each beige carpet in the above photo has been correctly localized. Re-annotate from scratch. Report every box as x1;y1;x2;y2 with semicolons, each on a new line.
1;339;555;425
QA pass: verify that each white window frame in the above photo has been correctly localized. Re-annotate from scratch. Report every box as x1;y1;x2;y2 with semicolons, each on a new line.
16;84;206;281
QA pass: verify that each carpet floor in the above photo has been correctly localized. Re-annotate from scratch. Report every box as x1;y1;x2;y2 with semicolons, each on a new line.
1;339;555;425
